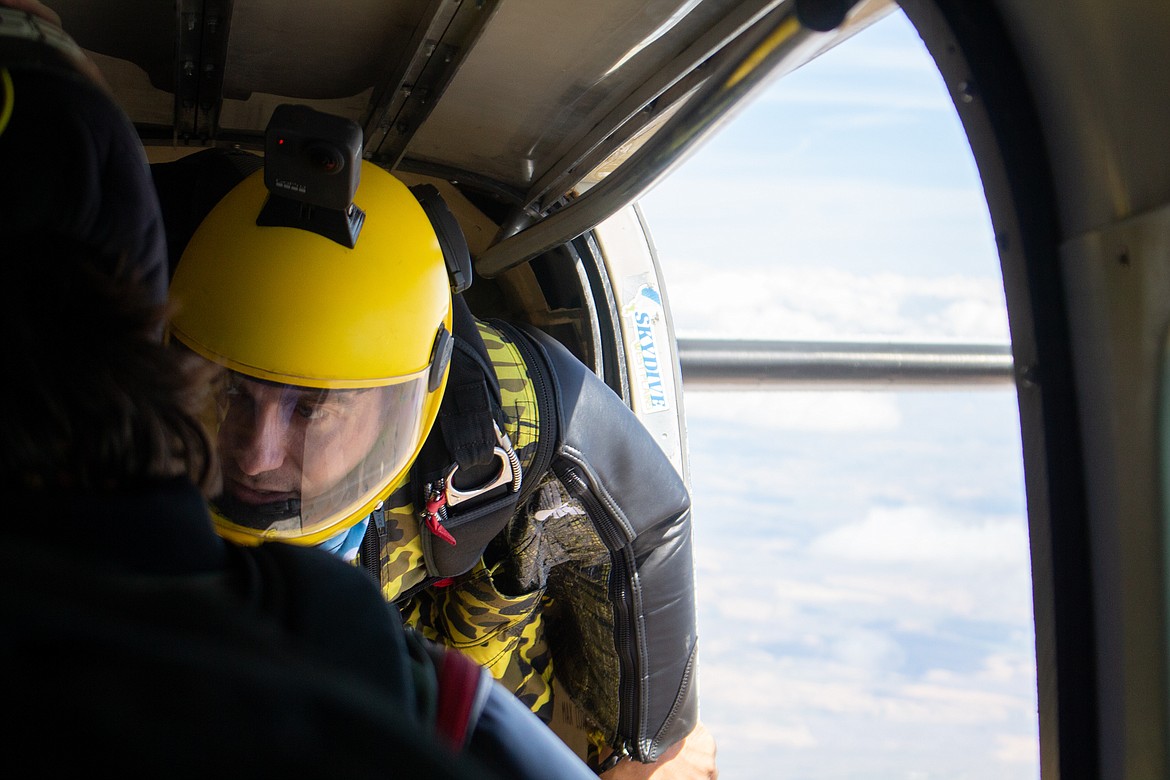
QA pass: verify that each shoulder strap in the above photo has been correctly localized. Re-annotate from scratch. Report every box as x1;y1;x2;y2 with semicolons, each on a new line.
412;294;527;578
418;293;504;482
364;295;531;583
403;629;489;752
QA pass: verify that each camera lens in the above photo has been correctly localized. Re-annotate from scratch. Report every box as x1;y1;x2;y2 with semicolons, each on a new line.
306;142;344;174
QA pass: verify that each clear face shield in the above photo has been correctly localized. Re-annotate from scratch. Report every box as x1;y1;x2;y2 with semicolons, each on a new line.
202;366;428;545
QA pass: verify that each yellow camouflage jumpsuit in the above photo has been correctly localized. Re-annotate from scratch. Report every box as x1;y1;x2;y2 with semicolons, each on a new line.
360;320;590;722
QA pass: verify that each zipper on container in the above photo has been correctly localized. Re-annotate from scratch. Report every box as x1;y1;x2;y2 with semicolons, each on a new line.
554;460;644;762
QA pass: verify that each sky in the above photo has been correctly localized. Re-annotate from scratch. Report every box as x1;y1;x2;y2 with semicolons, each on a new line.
636;9;1038;779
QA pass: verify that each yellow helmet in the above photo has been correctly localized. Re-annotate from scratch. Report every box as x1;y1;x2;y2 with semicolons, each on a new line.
169;160;455;546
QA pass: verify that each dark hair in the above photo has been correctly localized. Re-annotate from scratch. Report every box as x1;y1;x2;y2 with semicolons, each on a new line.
0;232;219;495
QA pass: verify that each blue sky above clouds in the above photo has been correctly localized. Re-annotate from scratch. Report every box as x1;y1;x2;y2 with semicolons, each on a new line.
637;9;1038;779
645;9;1007;344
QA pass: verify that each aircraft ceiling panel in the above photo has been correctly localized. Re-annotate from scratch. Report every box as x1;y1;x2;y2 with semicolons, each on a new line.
218;1;425;101
403;0;760;193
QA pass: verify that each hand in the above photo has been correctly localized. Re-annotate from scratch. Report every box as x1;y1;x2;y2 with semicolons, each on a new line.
1;0;60;24
600;721;718;780
1;0;110;90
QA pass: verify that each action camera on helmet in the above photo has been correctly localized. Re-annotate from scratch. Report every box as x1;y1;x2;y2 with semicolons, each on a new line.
257;104;366;247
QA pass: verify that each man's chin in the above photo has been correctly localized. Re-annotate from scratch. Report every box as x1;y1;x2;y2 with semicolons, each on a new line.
222;477;296;504
212;491;302;529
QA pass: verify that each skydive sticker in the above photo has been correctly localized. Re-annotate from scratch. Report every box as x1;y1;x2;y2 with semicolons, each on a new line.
624;282;671;413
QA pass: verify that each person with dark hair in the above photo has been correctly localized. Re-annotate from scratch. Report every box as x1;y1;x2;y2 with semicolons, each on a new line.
0;6;595;777
0;231;476;777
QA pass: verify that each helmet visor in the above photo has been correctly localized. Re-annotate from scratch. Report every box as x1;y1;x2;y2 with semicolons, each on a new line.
204;367;427;544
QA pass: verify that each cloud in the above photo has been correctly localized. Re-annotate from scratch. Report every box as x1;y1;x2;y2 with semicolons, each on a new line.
683;390;902;430
808;504;1029;566
727;720;818;749
995;734;1042;764
664;266;1009;341
700;652;1030;723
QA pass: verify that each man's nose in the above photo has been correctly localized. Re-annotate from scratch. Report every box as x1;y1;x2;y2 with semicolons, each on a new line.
233;402;291;476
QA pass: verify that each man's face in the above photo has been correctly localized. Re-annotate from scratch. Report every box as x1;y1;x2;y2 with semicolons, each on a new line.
215;373;387;510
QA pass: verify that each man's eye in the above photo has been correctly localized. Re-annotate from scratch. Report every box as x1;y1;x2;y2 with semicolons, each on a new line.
219;379;246;407
295;402;327;420
222;373;249;398
295;394;339;420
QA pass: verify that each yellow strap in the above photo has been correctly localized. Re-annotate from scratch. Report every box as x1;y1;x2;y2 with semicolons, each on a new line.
0;68;14;138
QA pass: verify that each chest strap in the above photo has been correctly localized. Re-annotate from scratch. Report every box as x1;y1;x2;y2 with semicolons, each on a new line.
412;294;527;578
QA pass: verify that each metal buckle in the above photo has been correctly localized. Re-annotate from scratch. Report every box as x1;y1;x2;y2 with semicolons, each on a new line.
444;422;523;506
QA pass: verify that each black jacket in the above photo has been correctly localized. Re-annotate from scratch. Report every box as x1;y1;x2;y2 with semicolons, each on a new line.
0;479;523;778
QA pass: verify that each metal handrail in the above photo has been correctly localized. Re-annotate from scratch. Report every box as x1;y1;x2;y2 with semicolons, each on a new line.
677;338;1014;390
